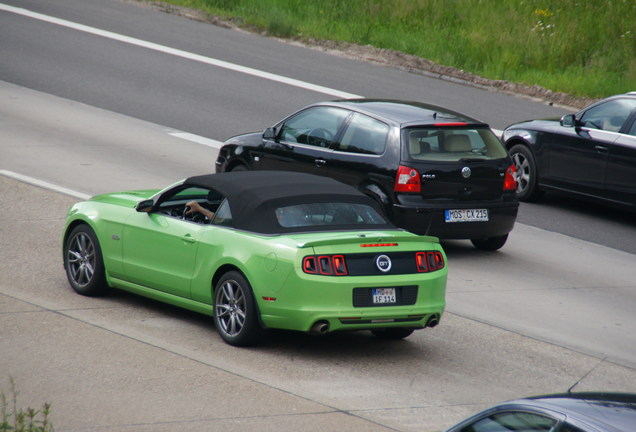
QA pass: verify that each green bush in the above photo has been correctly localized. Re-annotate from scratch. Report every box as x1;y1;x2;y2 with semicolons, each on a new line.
1;380;54;432
155;0;636;98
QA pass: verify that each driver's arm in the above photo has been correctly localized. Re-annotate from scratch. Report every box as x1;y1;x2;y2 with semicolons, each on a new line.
185;201;215;219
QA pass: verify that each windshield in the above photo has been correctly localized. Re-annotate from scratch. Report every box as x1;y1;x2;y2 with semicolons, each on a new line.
403;127;508;162
275;203;387;228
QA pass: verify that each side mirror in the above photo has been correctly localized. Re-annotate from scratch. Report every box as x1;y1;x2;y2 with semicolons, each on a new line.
263;127;277;140
560;114;576;127
135;199;154;213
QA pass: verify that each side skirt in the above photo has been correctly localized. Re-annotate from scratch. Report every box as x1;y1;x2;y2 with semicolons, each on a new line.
109;277;212;316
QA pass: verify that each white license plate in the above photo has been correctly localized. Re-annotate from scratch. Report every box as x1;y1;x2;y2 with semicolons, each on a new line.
372;288;396;304
445;208;489;223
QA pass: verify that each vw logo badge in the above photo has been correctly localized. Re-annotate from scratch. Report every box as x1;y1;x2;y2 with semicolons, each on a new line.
375;255;392;273
461;166;472;179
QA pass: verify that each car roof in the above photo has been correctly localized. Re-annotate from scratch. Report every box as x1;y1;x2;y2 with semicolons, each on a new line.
511;392;636;431
313;99;487;128
183;171;393;234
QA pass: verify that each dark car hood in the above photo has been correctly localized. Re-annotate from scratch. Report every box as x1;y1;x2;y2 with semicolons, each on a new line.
504;117;561;131
224;131;262;145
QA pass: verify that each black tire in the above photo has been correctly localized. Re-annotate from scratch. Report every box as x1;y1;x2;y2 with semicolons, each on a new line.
230;164;247;172
64;224;108;296
213;271;263;347
471;234;508;251
509;144;543;202
371;328;415;340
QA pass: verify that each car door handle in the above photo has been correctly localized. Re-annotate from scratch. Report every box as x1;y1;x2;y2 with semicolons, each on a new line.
595;145;608;152
182;234;196;243
314;158;327;167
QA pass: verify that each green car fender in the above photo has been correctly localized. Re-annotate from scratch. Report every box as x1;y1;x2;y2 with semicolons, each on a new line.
190;229;296;309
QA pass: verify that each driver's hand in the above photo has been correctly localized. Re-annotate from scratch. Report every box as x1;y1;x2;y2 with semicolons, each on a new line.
185;201;202;215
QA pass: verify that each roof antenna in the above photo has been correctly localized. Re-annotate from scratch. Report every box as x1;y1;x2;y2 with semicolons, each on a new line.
433;112;437;119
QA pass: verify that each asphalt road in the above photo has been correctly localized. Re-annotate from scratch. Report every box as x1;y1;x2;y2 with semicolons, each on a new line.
1;1;636;431
2;0;634;255
2;91;636;432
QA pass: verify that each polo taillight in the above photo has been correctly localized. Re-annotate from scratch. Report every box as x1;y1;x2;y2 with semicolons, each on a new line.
303;255;348;276
415;251;445;272
395;165;421;193
503;164;518;191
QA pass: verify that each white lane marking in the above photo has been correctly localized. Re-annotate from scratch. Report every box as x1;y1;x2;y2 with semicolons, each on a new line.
168;132;223;148
0;4;503;146
0;3;360;100
0;170;91;200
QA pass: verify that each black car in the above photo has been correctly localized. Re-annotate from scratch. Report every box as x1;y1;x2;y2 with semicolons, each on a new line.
215;99;519;250
503;92;636;209
443;392;636;432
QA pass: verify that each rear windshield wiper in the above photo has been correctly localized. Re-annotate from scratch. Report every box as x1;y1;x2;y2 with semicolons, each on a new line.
459;157;487;163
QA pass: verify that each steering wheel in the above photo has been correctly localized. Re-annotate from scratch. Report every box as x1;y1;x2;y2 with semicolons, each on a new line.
183;205;207;223
307;128;334;147
182;205;192;220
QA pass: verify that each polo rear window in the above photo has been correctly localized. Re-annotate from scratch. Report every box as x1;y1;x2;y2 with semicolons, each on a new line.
403;127;508;162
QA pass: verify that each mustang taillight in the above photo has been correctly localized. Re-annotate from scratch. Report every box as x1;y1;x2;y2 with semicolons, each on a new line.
416;251;445;272
394;165;421;193
303;255;348;276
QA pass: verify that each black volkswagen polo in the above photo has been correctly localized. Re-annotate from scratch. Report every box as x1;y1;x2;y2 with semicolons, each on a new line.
215;100;518;250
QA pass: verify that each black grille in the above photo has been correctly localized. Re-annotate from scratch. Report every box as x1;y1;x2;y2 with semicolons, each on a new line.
352;285;418;307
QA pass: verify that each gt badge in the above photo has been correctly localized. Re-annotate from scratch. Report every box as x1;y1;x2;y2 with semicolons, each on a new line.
461;166;472;179
375;255;392;273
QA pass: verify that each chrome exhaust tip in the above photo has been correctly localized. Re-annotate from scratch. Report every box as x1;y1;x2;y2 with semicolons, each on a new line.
426;315;440;328
310;320;330;335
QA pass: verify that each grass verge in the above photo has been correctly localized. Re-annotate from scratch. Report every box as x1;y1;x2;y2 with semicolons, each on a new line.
148;0;635;99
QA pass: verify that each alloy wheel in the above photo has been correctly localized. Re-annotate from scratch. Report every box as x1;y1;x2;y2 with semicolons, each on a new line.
215;279;247;337
67;231;96;288
512;151;530;194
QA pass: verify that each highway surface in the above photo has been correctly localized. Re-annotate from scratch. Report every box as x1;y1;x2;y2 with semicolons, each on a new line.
1;1;635;431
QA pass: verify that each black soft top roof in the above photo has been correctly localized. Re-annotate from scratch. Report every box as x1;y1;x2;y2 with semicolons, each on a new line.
183;171;393;233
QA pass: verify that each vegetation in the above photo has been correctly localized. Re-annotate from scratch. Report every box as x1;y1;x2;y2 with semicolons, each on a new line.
1;380;54;432
154;0;635;98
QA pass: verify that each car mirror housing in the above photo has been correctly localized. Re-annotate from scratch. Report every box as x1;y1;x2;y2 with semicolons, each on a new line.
263;127;277;140
560;114;576;127
135;199;154;213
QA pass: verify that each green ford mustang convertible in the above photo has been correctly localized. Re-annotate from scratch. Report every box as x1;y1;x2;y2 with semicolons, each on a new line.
62;171;447;346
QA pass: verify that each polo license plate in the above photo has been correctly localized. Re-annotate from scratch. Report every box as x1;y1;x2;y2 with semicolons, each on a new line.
445;208;489;223
372;288;396;304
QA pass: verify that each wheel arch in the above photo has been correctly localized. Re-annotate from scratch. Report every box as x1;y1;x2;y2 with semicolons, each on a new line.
210;264;267;329
62;217;98;250
505;136;534;153
211;263;245;295
359;181;393;216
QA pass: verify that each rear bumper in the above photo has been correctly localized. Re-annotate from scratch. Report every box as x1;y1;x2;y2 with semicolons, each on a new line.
257;270;447;333
391;197;519;239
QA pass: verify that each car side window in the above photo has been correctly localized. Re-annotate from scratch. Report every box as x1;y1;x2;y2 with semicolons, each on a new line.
559;423;585;432
337;113;389;155
626;112;636;136
211;199;232;226
156;186;224;224
459;411;557;432
579;98;636;132
279;106;350;148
